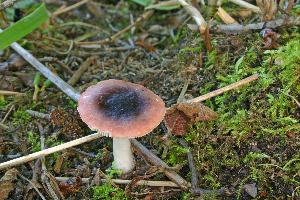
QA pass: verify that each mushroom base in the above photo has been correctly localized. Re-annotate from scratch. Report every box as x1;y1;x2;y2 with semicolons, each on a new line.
113;138;135;173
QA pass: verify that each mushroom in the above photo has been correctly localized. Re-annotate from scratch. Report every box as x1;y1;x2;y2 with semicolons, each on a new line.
77;79;165;173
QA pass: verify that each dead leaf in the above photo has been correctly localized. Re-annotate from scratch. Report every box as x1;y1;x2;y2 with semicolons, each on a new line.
0;168;19;200
135;42;156;53
261;28;281;50
176;102;220;123
59;176;82;197
286;131;295;138
164;102;220;136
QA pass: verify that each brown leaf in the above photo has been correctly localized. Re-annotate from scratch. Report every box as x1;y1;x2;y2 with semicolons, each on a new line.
135;42;156;53
286;131;295;138
0;168;19;200
164;102;220;136
163;107;189;136
177;102;220;123
59;176;82;197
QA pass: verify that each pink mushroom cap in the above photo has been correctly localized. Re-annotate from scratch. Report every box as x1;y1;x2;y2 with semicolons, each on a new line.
78;79;166;138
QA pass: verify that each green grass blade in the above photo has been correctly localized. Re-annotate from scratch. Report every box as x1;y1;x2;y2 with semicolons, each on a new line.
0;3;49;50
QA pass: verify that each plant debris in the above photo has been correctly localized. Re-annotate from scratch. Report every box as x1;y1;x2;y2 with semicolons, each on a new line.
164;102;220;136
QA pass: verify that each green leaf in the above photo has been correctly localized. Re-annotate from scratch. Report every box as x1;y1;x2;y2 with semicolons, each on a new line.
0;3;49;50
235;56;244;74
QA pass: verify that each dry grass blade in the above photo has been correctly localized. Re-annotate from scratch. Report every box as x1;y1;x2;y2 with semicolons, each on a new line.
178;0;206;33
229;0;261;14
217;7;239;25
177;0;213;51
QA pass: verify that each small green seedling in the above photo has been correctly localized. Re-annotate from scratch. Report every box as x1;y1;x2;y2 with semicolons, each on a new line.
40;79;52;92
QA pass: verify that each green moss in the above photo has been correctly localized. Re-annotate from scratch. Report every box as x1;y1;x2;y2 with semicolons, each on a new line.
167;31;300;197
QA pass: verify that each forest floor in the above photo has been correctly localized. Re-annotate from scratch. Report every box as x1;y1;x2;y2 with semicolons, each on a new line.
1;0;300;199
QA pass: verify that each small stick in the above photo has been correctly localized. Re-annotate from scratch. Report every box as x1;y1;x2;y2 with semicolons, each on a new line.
0;123;22;136
0;132;104;170
1;105;14;123
285;0;295;13
52;0;90;17
131;138;191;190
178;138;198;188
55;177;180;187
18;173;47;200
26;110;50;120
187;74;259;103
0;90;25;96
278;89;300;107
177;78;190;103
67;57;95;86
97;168;120;190
38;57;73;76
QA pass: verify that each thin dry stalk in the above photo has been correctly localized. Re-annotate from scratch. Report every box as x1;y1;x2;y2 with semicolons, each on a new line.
0;90;25;96
67;57;95;86
285;0;295;13
18;173;47;200
52;0;90;17
97;169;120;190
1;105;14;123
55;177;180;187
0;132;104;170
38;57;73;76
229;0;261;14
177;0;213;51
187;74;259;103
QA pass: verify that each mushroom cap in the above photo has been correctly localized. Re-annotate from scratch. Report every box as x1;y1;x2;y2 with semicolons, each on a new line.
78;79;166;138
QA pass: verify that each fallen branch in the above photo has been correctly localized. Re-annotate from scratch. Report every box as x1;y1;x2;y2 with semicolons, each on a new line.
188;15;299;35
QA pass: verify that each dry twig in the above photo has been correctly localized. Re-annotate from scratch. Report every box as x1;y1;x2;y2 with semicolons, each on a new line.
189;14;299;35
187;74;259;103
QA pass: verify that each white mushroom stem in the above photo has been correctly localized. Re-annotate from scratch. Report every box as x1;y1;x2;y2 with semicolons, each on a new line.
113;138;135;173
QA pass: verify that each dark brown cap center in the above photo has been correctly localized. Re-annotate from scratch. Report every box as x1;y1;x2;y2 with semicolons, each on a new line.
99;89;145;121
